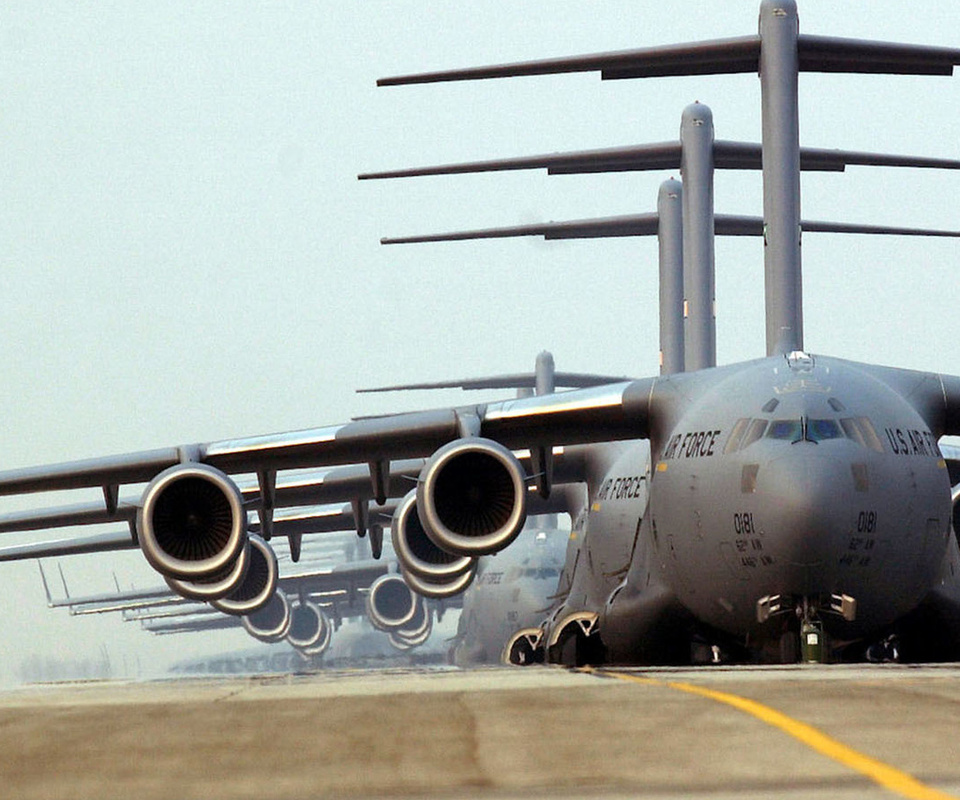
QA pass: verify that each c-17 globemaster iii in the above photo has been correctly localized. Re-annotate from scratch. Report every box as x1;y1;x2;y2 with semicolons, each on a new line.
1;1;960;666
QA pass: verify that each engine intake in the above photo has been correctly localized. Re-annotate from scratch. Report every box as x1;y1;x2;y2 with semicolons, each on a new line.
296;620;332;658
392;490;475;581
366;573;418;631
211;535;278;616
165;538;250;602
242;589;291;643
417;438;527;556
392;600;432;647
401;563;476;600
138;463;247;581
286;599;329;651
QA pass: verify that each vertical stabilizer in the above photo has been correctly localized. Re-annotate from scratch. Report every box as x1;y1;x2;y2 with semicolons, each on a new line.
657;179;684;375
680;103;716;370
759;0;803;355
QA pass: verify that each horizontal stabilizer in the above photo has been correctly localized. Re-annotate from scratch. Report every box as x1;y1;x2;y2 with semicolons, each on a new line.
0;529;137;562
358;372;633;393
378;36;762;85
362;141;960;180
798;35;960;75
378;35;959;87
383;214;960;244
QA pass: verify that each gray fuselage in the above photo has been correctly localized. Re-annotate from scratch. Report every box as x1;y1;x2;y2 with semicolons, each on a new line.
570;351;952;662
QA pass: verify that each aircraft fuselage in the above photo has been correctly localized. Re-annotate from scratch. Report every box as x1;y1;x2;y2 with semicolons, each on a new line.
572;352;953;662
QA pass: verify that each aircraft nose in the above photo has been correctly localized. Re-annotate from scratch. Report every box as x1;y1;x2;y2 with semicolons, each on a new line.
759;452;851;574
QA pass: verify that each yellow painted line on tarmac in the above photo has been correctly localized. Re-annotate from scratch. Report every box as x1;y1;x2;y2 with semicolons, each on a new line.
588;668;958;800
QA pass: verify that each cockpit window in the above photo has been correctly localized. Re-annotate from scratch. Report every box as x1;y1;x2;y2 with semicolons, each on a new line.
840;417;865;446
808;419;842;441
723;418;751;454
740;419;768;449
856;417;884;453
767;419;802;440
840;417;884;453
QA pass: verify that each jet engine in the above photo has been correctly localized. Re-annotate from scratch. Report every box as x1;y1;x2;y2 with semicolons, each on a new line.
391;490;475;581
401;563;477;599
417;437;527;556
242;589;291;643
391;599;432;648
366;573;418;631
286;599;330;651
295;619;332;658
211;535;278;616
137;463;248;583
164;540;249;602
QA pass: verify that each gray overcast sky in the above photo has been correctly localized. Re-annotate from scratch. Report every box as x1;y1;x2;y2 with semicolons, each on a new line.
1;2;959;684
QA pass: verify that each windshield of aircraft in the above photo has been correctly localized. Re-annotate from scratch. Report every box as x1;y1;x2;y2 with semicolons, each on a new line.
723;415;884;453
765;418;843;441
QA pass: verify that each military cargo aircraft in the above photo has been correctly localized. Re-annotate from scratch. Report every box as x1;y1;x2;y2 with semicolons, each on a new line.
1;1;960;666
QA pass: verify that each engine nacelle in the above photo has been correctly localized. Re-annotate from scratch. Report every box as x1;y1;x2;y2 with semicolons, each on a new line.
366;573;418;631
401;563;476;600
393;599;432;646
164;538;250;602
296;618;332;658
417;438;527;556
211;535;278;616
242;589;291;643
392;490;475;581
390;619;432;650
137;463;247;581
286;599;329;650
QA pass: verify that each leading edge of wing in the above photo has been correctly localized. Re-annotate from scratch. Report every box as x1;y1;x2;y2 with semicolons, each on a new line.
0;381;656;497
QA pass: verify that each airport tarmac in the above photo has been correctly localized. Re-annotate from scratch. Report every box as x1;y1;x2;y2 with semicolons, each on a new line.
2;663;960;800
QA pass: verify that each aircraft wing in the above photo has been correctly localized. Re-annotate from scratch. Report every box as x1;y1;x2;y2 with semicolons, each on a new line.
0;444;584;541
0;382;653;499
377;34;960;86
0;530;138;562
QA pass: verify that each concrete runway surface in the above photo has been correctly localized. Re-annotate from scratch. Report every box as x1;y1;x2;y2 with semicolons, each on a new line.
2;664;960;800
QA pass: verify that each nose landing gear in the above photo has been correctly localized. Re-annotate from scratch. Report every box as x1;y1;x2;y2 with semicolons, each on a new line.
758;593;856;664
